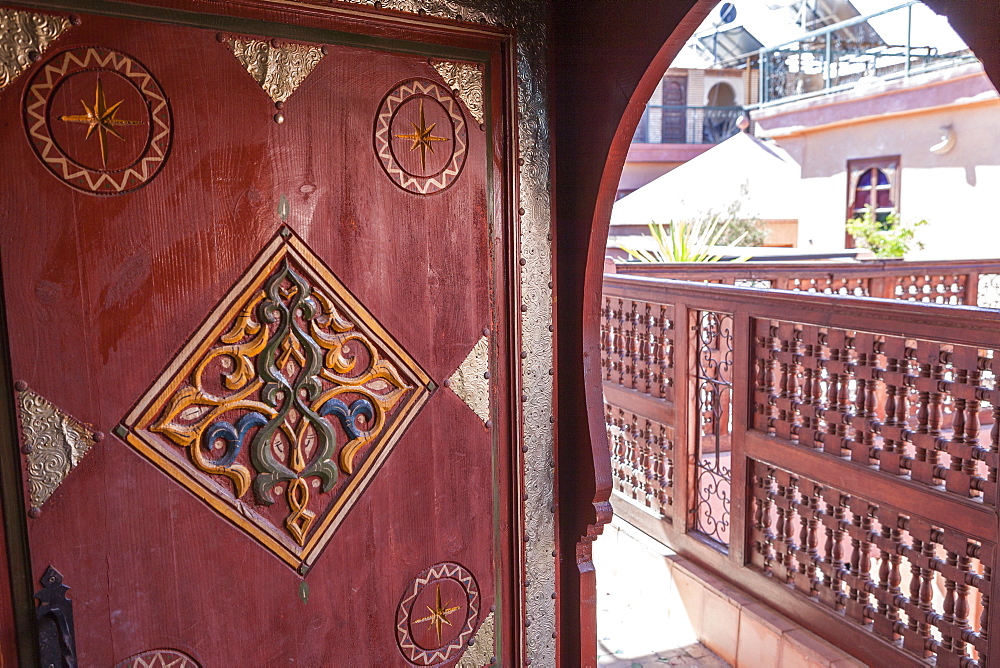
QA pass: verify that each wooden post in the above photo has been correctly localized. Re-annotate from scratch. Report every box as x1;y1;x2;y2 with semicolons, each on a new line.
966;270;980;307
871;276;893;300
671;302;693;532
729;307;752;566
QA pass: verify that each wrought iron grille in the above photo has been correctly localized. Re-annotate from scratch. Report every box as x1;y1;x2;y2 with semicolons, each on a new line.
757;2;979;107
631;105;745;145
693;310;734;547
979;274;1000;309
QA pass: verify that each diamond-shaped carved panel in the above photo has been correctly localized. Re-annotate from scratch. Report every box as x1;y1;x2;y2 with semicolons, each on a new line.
121;232;430;572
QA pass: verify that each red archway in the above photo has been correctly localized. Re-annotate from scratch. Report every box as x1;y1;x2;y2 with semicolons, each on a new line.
549;2;1000;664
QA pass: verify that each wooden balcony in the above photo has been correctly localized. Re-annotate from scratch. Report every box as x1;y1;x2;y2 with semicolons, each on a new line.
601;260;1000;667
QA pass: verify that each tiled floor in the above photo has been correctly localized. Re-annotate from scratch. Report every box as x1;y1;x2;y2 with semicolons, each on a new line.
595;524;730;667
597;640;729;667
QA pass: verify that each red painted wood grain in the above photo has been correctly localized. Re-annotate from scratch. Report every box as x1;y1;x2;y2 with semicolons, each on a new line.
0;11;512;665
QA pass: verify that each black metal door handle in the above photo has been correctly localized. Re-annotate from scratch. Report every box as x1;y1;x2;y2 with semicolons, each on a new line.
35;566;77;668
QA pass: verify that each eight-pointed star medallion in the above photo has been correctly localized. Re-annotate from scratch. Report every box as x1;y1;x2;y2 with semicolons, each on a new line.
393;99;450;172
374;78;468;195
59;77;141;167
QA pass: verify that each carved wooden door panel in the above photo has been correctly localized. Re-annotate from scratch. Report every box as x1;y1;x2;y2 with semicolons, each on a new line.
0;4;515;665
660;76;686;143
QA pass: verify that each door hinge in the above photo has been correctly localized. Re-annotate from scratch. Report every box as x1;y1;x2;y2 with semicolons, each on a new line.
35;566;76;668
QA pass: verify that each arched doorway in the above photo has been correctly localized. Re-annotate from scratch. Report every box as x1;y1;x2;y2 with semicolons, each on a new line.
706;80;736;107
551;1;1000;665
703;80;739;141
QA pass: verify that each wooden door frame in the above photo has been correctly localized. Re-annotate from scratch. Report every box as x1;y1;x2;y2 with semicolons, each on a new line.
0;0;555;664
0;270;37;668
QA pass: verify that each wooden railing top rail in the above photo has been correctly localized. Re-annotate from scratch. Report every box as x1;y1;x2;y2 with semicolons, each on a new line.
610;258;1000;280
603;274;1000;347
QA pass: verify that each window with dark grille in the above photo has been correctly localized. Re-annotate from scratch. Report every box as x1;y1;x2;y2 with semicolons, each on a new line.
846;156;900;245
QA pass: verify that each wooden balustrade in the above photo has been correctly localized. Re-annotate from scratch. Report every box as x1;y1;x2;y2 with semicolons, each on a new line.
602;273;1000;667
608;258;1000;308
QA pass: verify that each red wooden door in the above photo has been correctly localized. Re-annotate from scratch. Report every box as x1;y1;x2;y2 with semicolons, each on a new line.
0;4;514;665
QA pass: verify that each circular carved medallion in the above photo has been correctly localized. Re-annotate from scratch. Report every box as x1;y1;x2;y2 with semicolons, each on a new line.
23;46;172;196
114;648;200;668
374;78;468;195
396;562;480;665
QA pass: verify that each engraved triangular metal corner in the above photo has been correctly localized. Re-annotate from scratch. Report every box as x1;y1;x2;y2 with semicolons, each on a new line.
17;388;95;510
219;33;324;104
447;335;490;424
429;59;485;126
0;8;72;91
120;230;430;570
457;610;495;667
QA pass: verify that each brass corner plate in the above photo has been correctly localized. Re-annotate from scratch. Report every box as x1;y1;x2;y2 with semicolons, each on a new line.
457;610;495;666
430;59;485;126
17;389;95;510
220;34;324;104
0;8;71;91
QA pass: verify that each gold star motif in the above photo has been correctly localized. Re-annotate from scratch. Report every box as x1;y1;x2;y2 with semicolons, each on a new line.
59;77;141;167
412;584;461;645
394;100;449;171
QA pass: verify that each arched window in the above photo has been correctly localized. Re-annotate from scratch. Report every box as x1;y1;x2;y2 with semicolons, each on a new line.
706;81;736;107
848;156;899;223
853;168;893;219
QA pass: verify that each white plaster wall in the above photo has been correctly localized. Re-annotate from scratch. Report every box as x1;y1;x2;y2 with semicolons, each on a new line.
783;101;1000;258
619;161;681;193
688;70;705;143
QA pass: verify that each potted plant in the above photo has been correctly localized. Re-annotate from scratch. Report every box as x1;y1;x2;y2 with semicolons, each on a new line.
846;204;927;259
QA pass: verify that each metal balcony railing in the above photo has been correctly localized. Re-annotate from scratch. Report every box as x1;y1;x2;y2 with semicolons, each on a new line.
631;105;745;145
757;1;979;107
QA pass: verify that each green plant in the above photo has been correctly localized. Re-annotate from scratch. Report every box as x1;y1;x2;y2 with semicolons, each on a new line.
620;216;751;263
846;205;927;258
613;183;766;263
712;193;767;247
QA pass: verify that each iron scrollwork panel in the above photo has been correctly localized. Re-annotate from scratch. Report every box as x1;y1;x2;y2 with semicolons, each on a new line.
692;310;734;547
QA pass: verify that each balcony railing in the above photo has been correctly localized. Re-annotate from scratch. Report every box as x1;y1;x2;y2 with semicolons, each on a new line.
631;105;745;145
610;258;1000;308
757;1;980;106
601;268;1000;666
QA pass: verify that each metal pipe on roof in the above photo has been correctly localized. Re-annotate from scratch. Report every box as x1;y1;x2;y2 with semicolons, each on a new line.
905;2;912;78
769;0;915;51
